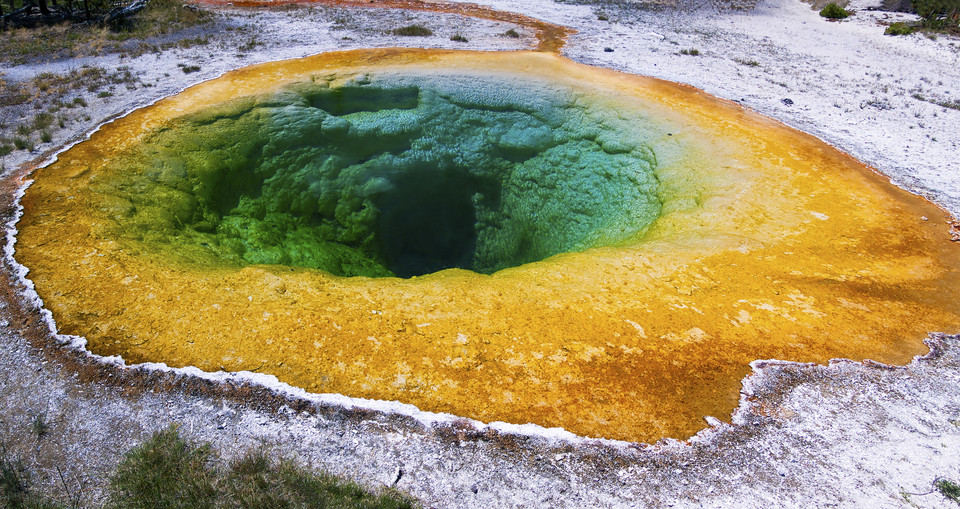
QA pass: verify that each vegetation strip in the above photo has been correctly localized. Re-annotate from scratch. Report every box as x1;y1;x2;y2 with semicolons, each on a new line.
1;427;420;508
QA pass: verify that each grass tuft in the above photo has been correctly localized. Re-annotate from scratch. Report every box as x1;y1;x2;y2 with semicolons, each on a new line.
503;29;521;38
450;34;469;43
391;25;433;37
819;2;850;19
937;478;960;504
885;22;915;35
33;113;54;131
680;48;700;56
13;137;34;151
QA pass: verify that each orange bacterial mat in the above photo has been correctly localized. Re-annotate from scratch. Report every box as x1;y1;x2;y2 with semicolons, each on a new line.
15;49;960;442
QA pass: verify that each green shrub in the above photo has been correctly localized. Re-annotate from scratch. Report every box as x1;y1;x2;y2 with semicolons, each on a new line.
820;3;851;18
391;25;433;37
450;34;468;42
885;21;916;34
503;29;521;38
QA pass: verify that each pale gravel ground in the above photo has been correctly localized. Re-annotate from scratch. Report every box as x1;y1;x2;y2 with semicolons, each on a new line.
1;1;959;507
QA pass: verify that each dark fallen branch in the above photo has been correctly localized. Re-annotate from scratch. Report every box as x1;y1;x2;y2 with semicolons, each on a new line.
1;0;145;28
2;2;36;19
104;0;146;23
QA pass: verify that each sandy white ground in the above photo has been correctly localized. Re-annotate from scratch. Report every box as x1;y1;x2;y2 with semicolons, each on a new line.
1;0;959;507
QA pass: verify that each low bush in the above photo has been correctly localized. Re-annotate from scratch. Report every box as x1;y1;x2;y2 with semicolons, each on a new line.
820;2;851;18
885;21;916;34
391;24;433;36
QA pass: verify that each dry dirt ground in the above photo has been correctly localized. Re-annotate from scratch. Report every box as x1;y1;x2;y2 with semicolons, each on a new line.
1;0;959;507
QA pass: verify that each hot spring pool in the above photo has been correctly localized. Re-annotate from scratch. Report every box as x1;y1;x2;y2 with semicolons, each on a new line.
15;49;960;442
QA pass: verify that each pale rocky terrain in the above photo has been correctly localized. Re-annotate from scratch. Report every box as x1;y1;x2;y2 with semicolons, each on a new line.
1;0;959;507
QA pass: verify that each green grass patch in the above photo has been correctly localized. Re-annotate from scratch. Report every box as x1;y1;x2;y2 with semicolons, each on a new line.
503;29;521;38
109;427;218;508
0;79;31;107
391;24;433;37
937;478;960;504
819;2;850;19
13;137;34;151
885;22;915;35
33;113;54;131
450;34;469;42
680;48;700;56
108;426;419;509
912;92;960;111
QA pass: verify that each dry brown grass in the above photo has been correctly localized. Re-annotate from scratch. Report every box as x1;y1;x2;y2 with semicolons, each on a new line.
0;0;213;65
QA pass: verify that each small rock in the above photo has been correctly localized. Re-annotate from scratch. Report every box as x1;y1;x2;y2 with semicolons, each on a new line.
781;98;794;106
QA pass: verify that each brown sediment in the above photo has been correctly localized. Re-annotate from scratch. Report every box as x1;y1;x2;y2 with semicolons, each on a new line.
193;0;574;53
14;49;960;443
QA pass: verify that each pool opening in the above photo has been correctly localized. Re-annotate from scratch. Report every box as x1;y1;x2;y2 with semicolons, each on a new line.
376;167;498;278
97;74;662;278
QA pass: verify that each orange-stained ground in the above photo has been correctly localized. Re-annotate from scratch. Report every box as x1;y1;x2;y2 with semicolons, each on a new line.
15;50;960;442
